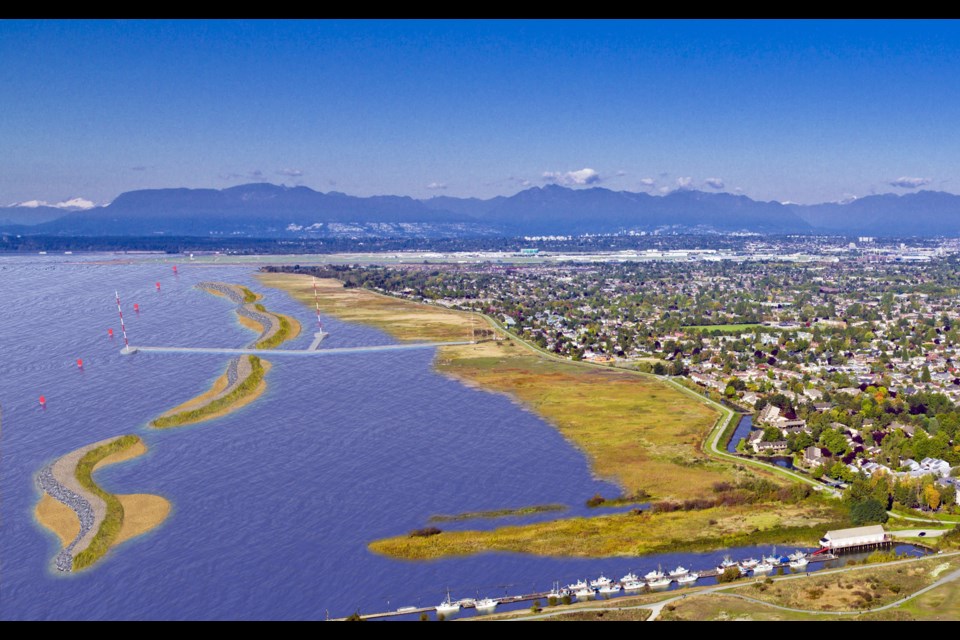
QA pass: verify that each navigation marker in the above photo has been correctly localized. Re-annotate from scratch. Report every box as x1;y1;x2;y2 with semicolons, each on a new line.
116;291;136;354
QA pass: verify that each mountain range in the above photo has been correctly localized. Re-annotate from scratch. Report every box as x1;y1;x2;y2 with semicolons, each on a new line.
4;183;960;238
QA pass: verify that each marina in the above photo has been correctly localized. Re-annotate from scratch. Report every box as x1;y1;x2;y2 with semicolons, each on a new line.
338;551;841;620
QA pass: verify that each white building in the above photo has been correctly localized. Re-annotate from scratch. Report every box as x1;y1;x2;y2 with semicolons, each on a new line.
819;525;888;550
920;457;952;478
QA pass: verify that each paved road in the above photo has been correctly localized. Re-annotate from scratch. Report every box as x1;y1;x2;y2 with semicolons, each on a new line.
890;528;948;538
888;510;960;525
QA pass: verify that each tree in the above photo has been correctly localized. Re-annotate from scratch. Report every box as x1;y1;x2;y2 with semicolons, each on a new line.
762;426;782;442
717;566;742;583
850;498;889;525
922;365;932;383
924;484;942;511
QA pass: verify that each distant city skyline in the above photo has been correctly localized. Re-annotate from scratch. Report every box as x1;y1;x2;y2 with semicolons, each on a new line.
3;19;959;206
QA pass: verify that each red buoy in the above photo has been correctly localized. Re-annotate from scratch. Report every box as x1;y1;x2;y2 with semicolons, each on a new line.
134;303;140;312
172;265;178;273
156;281;161;290
39;395;46;407
108;328;114;337
77;358;83;368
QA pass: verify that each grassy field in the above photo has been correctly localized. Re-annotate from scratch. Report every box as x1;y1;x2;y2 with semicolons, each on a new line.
256;272;483;343
658;593;821;621
879;565;960;620
259;273;744;500
683;323;765;333
531;608;653;621
369;502;844;560
734;555;960;612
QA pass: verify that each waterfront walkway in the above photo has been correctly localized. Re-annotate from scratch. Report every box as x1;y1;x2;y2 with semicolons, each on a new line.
125;340;474;357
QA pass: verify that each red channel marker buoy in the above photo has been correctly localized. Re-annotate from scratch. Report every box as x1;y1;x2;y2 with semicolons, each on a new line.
172;265;178;274
39;395;46;407
108;328;114;338
77;358;83;369
156;281;161;291
134;303;140;312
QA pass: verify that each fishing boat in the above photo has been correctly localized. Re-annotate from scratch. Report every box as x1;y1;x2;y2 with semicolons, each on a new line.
789;555;809;570
719;555;737;568
763;548;779;565
567;579;588;591
474;598;498;615
623;580;645;592
644;565;666;581
647;576;672;590
668;565;689;578
590;574;613;588
740;558;759;569
620;571;639;584
574;586;596;600
753;561;774;573
676;572;699;585
436;591;460;617
788;550;806;562
547;582;566;601
598;583;621;595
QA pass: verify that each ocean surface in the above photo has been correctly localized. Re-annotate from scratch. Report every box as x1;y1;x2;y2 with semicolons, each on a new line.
0;255;925;620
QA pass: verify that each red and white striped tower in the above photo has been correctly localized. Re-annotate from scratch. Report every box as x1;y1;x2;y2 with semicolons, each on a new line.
116;291;132;353
313;278;323;330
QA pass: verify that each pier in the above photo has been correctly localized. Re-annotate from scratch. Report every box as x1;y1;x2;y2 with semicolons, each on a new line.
121;340;475;357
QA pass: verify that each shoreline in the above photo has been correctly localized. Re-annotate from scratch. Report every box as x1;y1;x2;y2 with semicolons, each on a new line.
151;356;271;428
35;435;169;572
257;272;734;498
253;272;818;561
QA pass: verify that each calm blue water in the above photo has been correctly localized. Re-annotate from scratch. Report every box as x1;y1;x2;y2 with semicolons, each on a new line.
0;255;925;620
727;414;753;453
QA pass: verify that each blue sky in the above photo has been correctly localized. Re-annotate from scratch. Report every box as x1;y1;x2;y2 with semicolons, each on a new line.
3;19;960;206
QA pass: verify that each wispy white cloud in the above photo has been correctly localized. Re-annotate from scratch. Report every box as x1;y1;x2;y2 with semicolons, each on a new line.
889;176;931;189
615;170;627;177
676;176;693;189
704;177;725;190
426;182;447;190
542;167;601;186
13;197;96;209
277;168;304;177
639;177;655;186
220;170;266;181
